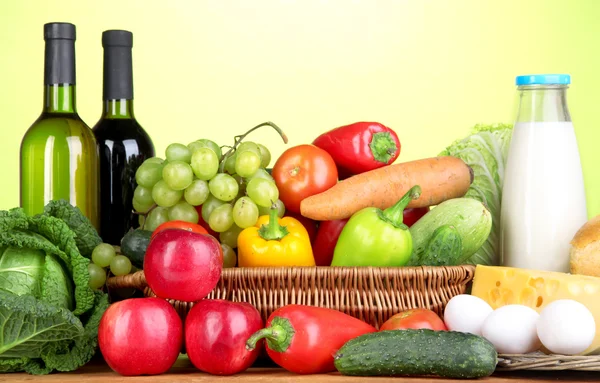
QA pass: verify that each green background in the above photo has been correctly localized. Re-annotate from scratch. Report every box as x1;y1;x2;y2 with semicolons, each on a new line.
1;0;598;217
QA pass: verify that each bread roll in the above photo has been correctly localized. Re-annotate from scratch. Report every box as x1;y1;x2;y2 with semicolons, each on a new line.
570;215;600;277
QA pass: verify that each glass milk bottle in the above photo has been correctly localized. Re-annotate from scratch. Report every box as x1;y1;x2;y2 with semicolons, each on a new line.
500;74;588;272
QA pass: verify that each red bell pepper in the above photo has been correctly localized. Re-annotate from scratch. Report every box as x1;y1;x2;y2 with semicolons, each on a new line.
285;212;318;243
246;305;376;374
403;207;430;227
312;122;401;179
185;299;264;375
312;219;348;266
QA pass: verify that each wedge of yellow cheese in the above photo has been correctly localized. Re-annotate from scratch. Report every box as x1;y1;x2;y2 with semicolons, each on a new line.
471;265;600;355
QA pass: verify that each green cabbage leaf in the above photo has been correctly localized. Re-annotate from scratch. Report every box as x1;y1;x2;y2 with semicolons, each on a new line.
0;203;108;375
439;123;513;266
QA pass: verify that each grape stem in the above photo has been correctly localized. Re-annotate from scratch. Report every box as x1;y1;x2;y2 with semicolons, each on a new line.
132;204;158;230
219;121;288;173
258;201;289;241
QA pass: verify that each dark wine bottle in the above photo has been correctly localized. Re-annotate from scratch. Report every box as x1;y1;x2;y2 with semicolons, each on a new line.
93;30;155;245
20;22;99;227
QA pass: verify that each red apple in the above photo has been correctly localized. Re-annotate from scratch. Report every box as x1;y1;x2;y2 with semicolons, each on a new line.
144;229;223;302
185;299;264;375
98;297;183;376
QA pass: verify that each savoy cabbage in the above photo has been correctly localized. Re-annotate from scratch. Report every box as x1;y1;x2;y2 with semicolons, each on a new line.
0;203;108;374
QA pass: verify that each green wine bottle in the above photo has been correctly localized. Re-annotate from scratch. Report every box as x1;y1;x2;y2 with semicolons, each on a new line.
20;22;99;228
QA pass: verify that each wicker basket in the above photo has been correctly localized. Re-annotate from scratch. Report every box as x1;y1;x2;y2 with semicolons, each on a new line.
497;353;600;372
106;265;475;328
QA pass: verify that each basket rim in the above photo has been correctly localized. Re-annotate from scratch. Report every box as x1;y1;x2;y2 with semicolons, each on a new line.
106;264;476;285
105;264;476;295
108;264;476;277
496;352;600;372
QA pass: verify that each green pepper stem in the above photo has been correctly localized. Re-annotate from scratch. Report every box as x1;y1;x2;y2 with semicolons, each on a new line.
382;185;422;227
258;202;289;241
246;316;295;353
246;326;284;351
370;131;398;164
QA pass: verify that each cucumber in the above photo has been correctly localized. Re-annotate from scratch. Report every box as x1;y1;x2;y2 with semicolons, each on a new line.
120;229;153;268
407;198;492;266
334;329;497;379
420;225;463;266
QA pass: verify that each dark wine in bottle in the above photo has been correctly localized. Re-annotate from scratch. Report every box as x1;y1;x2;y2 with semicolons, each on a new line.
20;22;99;227
93;30;155;245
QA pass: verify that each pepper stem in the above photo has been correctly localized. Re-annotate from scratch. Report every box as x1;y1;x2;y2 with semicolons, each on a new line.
258;202;289;241
382;185;422;228
246;316;295;353
370;131;398;164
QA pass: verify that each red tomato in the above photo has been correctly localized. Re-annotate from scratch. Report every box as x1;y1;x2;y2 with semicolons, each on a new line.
403;207;430;227
185;300;264;375
380;308;447;331
98;298;183;376
285;212;318;243
151;220;208;240
272;145;338;214
144;229;223;302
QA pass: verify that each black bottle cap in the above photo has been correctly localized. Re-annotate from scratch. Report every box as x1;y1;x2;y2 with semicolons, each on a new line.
44;22;76;85
44;22;76;40
102;29;134;100
102;30;133;48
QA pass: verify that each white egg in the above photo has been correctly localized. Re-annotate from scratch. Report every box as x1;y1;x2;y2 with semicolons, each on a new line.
537;299;596;355
443;294;493;336
481;305;541;354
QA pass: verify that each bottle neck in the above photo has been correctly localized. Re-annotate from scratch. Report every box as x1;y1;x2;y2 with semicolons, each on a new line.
43;84;77;114
515;85;571;123
103;45;133;101
102;99;135;119
44;36;75;86
43;34;77;114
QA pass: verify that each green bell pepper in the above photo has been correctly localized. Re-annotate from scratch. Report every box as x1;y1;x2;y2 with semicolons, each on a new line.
331;185;421;267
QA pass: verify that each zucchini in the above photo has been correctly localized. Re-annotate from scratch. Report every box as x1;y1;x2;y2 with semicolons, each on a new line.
420;225;463;266
120;229;152;268
334;329;497;379
407;198;492;265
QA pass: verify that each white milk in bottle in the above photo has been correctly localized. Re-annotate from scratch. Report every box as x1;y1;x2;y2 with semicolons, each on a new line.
500;74;588;272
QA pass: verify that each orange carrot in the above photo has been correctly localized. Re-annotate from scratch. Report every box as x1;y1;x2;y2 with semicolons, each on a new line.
300;156;473;221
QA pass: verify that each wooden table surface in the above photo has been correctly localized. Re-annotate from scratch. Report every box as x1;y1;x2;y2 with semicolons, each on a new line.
1;356;598;383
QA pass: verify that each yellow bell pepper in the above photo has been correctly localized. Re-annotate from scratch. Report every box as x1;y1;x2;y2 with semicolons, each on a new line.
238;206;315;267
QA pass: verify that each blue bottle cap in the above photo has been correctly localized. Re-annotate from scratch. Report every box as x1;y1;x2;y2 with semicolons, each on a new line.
516;74;571;86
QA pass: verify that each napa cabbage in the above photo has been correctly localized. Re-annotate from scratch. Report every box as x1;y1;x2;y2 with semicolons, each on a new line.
439;123;513;266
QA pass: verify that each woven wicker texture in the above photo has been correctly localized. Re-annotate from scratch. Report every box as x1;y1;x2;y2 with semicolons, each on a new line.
497;353;600;371
106;265;475;328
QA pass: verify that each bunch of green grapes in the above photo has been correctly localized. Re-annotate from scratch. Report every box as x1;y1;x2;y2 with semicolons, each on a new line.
132;138;285;249
88;243;133;289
